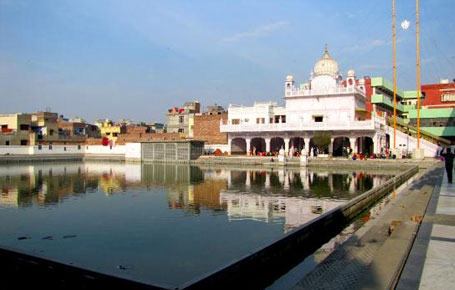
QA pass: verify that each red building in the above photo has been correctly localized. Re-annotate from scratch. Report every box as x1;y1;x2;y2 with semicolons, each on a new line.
421;80;455;109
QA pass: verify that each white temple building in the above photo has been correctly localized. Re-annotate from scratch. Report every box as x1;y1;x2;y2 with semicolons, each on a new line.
221;45;388;156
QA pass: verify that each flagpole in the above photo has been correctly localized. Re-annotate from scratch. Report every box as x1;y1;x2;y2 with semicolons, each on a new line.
416;0;421;149
393;0;397;149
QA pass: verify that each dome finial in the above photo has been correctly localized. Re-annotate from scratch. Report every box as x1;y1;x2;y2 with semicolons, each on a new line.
325;43;328;54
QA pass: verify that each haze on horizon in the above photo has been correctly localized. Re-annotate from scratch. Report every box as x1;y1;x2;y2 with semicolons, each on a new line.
1;0;454;123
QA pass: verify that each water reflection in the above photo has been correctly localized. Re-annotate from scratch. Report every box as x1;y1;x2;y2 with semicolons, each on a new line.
0;162;392;233
0;162;400;287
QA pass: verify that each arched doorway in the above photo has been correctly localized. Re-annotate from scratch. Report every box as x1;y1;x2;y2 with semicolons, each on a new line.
271;137;284;154
309;135;330;155
333;137;350;157
356;136;374;156
290;137;305;156
231;138;246;155
250;138;266;155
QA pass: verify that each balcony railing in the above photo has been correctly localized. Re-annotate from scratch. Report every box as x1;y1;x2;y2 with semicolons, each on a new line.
285;86;365;98
220;117;384;133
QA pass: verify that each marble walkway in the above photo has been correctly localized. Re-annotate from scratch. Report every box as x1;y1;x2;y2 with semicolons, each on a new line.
397;166;455;290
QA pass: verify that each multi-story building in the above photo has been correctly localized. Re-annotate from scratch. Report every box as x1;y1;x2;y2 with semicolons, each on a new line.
220;45;440;157
97;119;125;143
203;105;226;116
369;78;455;141
57;119;100;140
30;111;60;143
1;112;94;146
166;101;200;137
221;46;387;156
414;80;455;141
147;122;165;133
0;113;33;145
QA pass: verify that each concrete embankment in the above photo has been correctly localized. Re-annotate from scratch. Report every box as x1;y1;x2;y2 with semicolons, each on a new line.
289;162;442;290
194;155;436;170
0;154;126;164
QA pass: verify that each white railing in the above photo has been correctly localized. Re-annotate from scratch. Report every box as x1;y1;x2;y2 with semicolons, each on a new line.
220;119;379;132
285;86;365;98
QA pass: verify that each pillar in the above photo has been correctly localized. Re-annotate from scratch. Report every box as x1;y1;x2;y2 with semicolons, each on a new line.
284;138;290;156
349;137;357;154
246;138;251;156
329;137;334;155
227;138;232;155
265;137;271;153
304;138;310;154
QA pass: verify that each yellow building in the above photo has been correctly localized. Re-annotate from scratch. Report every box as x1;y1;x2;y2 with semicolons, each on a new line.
98;119;123;143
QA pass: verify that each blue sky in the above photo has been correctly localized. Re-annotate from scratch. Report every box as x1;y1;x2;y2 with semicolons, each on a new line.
1;0;454;123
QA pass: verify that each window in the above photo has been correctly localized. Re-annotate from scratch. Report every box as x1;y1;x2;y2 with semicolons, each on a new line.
5;141;10;146
313;116;323;122
20;124;30;131
1;125;7;129
38;144;42;150
78;144;81;150
244;118;249;122
232;119;240;125
441;94;455;102
20;140;27;146
178;128;184;133
113;133;118;137
49;143;52;150
281;115;286;123
49;129;54;136
179;116;184;123
256;118;265;124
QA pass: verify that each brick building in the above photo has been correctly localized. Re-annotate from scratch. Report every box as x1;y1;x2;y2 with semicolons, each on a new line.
193;113;228;145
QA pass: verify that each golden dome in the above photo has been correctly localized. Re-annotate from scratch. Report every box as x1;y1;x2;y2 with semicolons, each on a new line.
313;44;339;77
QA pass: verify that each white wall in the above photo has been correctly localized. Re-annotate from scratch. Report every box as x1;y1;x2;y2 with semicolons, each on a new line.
125;143;141;160
385;125;439;158
32;145;84;155
0;144;131;156
285;95;354;124
85;145;126;155
0;146;31;155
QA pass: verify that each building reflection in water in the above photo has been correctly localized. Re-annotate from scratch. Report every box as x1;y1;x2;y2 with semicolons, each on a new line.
0;162;392;235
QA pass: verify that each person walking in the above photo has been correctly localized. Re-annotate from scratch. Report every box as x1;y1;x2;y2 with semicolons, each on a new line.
440;147;455;184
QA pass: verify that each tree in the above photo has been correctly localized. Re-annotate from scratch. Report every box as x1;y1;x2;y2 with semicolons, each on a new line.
312;132;331;149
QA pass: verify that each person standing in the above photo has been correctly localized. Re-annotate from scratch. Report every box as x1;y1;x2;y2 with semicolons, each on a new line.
440;147;455;184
